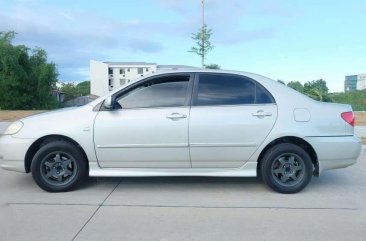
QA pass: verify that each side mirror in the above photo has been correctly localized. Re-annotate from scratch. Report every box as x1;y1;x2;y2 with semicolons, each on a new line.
104;96;113;109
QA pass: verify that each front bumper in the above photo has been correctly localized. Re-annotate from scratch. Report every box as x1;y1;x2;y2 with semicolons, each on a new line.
0;135;35;173
304;135;362;173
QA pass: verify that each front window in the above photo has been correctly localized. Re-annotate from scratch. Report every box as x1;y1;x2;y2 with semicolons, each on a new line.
116;75;190;109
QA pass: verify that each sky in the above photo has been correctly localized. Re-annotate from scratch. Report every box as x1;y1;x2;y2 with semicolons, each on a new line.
0;0;365;92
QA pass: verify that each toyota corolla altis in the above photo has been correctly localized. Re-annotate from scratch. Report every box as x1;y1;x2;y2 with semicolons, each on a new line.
0;70;361;193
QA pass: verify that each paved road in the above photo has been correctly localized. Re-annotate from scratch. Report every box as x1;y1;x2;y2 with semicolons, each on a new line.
0;148;365;241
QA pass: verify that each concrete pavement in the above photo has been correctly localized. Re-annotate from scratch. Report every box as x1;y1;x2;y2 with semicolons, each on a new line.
355;126;366;138
1;122;366;240
0;149;365;241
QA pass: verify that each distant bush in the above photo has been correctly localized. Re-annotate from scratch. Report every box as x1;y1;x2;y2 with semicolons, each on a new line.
330;90;366;111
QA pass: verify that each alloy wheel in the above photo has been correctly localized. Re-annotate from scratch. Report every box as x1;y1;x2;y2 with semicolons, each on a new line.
39;151;78;186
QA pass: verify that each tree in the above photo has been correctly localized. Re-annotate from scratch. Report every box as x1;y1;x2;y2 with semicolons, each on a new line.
287;81;304;93
188;24;214;68
303;79;329;94
0;31;59;109
303;79;331;102
205;64;220;69
60;83;79;102
76;81;90;96
60;81;90;102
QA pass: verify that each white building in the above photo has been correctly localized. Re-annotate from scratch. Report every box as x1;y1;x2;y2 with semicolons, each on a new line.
345;74;366;92
90;60;197;96
356;74;366;90
90;60;157;97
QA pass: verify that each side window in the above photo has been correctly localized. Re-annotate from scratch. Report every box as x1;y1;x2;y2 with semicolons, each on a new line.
116;75;190;109
256;83;275;104
194;74;255;106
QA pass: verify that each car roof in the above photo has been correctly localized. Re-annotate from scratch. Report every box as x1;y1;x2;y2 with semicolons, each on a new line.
87;69;285;107
152;68;269;78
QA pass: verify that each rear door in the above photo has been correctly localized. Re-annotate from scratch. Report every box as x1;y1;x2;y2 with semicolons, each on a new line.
189;73;277;168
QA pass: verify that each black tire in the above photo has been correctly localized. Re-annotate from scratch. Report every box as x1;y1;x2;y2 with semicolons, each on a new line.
31;141;88;192
260;143;313;194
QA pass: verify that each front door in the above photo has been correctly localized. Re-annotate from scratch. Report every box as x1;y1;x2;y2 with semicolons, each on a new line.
94;74;193;168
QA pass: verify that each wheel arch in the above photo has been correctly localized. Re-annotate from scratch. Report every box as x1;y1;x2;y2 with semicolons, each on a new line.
257;136;319;176
25;135;89;173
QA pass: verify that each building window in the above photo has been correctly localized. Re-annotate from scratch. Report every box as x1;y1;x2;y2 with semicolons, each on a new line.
146;68;149;72
120;79;126;85
108;68;113;75
138;68;143;74
120;68;125;74
127;68;130;72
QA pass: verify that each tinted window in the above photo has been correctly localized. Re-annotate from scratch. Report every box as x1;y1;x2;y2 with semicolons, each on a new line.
256;84;275;104
194;74;255;106
117;76;189;109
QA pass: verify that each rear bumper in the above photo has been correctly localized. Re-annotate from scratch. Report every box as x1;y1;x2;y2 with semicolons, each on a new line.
0;135;35;173
304;135;361;173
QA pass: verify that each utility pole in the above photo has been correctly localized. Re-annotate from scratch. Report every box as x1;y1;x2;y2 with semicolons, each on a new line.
201;0;205;68
202;0;205;27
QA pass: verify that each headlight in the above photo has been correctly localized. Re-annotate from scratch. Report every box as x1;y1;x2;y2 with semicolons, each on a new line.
3;121;24;135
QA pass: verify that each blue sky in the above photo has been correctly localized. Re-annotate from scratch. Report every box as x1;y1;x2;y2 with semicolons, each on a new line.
1;0;365;92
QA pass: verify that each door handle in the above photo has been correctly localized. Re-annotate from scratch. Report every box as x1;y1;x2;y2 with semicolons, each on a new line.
252;110;272;118
166;113;187;121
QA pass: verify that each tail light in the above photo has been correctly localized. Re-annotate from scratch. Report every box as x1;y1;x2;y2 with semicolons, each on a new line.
341;111;355;127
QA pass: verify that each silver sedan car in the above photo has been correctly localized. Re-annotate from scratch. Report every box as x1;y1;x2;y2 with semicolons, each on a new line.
0;70;361;193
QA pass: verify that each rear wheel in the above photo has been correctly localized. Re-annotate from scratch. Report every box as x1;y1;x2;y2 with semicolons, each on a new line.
260;143;313;194
31;141;88;192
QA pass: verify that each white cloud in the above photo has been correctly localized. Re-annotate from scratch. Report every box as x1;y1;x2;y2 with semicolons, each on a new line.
0;3;165;80
152;0;292;44
0;0;294;80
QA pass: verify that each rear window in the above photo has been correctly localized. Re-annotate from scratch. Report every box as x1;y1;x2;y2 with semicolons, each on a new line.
193;74;274;106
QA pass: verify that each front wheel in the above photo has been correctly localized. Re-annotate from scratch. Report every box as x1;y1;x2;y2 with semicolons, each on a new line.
260;143;313;194
31;141;88;192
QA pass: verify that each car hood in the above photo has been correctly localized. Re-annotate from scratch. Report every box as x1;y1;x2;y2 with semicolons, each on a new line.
19;107;79;122
13;105;97;139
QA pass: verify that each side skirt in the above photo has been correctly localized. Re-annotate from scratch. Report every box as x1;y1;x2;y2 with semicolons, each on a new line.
89;162;257;177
